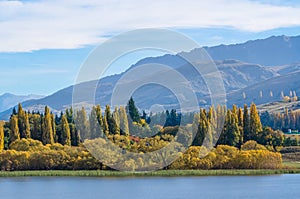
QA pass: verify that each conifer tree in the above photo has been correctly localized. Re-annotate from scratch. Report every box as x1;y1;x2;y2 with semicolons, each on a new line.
127;97;140;122
42;106;54;145
70;123;80;146
218;109;240;146
104;105;118;135
60;115;71;146
30;114;42;141
10;115;20;144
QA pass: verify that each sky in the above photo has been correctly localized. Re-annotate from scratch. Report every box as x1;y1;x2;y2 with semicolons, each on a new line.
1;0;300;96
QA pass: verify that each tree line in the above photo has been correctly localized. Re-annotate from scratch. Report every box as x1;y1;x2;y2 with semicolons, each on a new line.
0;99;291;171
0;99;298;153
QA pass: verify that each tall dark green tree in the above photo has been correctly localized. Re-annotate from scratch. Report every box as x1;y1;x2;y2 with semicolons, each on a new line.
29;114;42;141
127;97;140;122
218;109;240;147
104;105;118;135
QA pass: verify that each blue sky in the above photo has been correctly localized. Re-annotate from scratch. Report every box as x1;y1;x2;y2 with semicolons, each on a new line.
1;0;300;95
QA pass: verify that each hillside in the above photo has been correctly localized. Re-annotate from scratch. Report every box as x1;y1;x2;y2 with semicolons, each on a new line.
0;93;44;112
1;35;300;119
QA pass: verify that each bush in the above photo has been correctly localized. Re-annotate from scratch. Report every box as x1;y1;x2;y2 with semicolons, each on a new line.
241;140;267;151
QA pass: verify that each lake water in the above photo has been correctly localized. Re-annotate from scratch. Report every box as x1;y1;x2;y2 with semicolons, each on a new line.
0;174;299;199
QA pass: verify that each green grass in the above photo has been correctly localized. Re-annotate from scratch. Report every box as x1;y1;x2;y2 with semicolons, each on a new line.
283;161;300;169
1;169;300;178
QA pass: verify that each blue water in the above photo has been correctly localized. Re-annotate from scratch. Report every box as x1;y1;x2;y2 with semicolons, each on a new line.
0;174;299;199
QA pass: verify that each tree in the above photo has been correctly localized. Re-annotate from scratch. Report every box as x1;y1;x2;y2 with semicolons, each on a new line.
51;114;56;142
60;115;71;146
95;105;104;137
112;107;120;135
104;105;118;135
9;115;20;144
237;107;244;146
218;109;240;147
249;103;262;141
243;104;250;142
17;103;30;139
0;123;4;151
89;106;102;139
75;107;89;140
42;106;54;145
29;114;42;141
119;106;129;136
127;97;140;122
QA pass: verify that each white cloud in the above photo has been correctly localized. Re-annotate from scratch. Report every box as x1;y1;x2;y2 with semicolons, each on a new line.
0;0;300;52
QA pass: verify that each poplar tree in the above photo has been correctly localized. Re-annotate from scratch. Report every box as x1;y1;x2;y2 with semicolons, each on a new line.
119;106;129;136
102;114;109;136
51;114;56;142
17;103;30;139
10;115;20;144
42;106;54;145
0;124;4;151
89;106;101;139
237;108;244;146
249;103;262;141
243;104;250;142
60;115;71;146
75;107;89;140
113;107;120;135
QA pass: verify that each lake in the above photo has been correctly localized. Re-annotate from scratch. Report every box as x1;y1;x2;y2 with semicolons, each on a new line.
0;174;299;199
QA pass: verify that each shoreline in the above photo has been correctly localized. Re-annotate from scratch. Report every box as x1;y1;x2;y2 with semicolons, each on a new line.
1;169;300;178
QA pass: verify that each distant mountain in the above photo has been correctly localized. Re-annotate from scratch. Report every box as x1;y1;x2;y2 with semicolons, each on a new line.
1;34;300;119
0;93;44;113
205;35;300;66
0;60;277;120
227;71;300;107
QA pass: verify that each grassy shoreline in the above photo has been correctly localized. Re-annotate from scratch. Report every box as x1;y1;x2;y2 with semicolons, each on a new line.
1;169;300;178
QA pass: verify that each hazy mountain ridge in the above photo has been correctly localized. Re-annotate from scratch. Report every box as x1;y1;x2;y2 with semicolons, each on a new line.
0;93;44;113
1;35;300;120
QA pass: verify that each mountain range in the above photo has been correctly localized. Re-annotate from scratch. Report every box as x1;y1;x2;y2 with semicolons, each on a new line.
0;93;44;113
1;35;300;120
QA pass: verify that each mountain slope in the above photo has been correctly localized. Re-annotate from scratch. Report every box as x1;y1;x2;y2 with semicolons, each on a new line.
227;71;300;107
0;93;44;112
1;34;300;119
0;60;278;120
205;35;300;66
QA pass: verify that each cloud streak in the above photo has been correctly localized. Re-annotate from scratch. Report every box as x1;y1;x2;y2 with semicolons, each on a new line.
0;0;300;52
